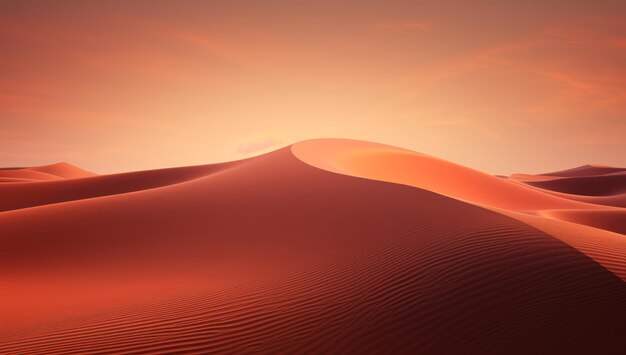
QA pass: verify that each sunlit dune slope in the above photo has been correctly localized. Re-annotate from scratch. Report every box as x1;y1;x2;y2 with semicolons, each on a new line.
1;139;625;354
292;139;598;212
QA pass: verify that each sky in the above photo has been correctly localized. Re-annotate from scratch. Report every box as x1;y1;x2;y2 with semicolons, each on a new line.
1;0;625;174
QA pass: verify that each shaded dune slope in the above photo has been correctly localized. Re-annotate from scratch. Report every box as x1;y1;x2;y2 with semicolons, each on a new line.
494;211;626;280
1;143;625;354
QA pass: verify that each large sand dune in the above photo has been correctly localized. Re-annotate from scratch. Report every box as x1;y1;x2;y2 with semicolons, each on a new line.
294;139;626;280
1;139;624;354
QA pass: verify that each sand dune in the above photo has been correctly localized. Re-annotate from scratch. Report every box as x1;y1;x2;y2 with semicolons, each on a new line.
540;209;626;235
0;163;236;213
1;139;624;354
509;175;626;208
0;163;95;182
293;139;626;280
28;162;97;179
519;172;626;196
540;164;626;178
0;168;64;182
553;192;626;208
292;139;598;211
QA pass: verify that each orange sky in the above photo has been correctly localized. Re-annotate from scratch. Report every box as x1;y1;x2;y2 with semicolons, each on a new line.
1;1;625;174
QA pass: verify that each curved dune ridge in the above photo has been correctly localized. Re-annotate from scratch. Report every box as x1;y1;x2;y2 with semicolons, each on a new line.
1;139;625;354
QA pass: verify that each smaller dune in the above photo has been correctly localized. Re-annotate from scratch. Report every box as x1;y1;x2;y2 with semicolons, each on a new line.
540;209;626;235
540;164;626;178
0;169;61;182
0;163;237;213
521;172;626;196
29;162;97;179
0;163;95;182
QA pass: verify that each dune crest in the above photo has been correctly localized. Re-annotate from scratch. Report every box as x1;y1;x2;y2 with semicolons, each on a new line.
292;139;599;211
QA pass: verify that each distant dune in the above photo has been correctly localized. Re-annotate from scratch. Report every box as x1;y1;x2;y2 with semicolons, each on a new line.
522;172;626;196
0;162;95;182
540;164;626;178
1;139;624;354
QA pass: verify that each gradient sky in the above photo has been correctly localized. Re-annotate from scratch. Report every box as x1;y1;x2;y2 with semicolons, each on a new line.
2;0;625;174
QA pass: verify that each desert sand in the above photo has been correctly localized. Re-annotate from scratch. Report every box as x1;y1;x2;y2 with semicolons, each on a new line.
1;139;624;354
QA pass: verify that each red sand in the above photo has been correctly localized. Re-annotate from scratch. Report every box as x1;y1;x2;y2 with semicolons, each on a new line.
1;139;624;354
